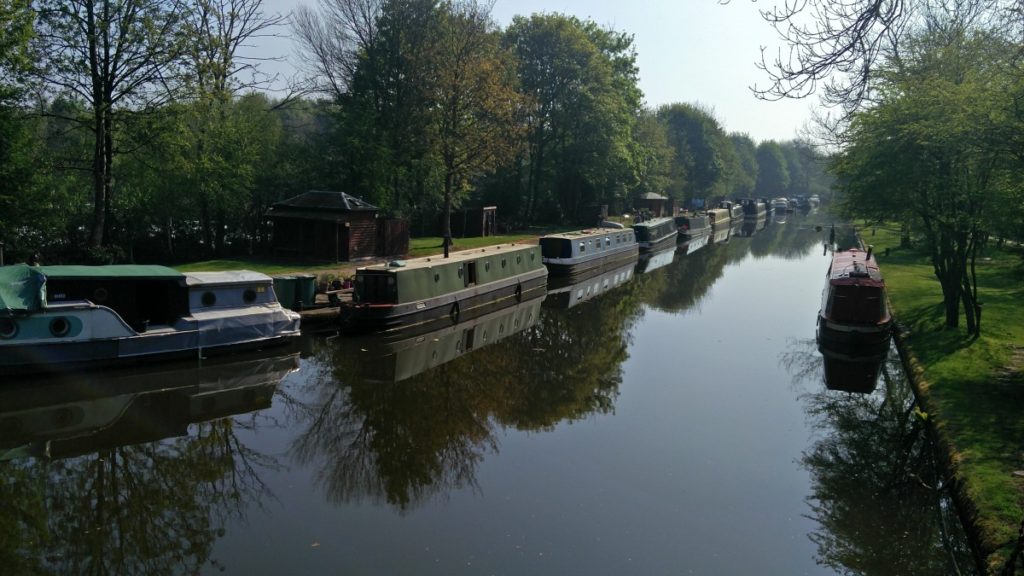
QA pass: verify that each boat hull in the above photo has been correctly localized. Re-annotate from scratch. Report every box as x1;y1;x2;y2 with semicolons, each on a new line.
543;244;639;280
344;267;548;334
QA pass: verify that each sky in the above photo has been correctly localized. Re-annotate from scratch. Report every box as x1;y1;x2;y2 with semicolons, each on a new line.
256;0;819;143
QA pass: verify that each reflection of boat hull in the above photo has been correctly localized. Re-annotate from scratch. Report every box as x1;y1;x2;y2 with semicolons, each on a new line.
676;233;710;256
0;353;299;460
818;339;890;394
636;246;675;274
352;297;544;383
544;261;635;309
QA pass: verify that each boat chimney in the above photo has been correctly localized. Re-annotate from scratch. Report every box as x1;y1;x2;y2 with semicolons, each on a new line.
866;245;873;260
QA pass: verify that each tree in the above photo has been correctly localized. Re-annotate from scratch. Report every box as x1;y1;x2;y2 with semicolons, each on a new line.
505;13;641;223
833;26;1011;334
754;141;789;198
32;0;185;249
657;103;733;202
727;133;758;198
433;1;523;252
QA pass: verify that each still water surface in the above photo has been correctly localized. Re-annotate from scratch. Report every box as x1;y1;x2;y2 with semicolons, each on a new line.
1;214;977;575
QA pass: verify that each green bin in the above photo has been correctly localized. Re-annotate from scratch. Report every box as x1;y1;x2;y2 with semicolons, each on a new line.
295;274;316;309
273;276;298;311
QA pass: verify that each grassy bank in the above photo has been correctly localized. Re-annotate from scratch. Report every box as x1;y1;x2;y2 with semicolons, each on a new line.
863;225;1024;573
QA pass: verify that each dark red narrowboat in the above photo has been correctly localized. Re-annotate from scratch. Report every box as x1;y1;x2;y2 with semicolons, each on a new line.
816;248;893;355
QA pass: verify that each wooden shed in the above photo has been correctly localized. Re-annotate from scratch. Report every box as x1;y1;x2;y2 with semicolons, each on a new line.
635;193;677;218
268;191;381;261
449;206;497;238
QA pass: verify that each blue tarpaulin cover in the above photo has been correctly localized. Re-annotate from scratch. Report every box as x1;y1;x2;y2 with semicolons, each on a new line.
0;264;45;316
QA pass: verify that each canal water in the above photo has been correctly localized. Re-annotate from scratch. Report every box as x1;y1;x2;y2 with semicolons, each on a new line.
0;213;978;575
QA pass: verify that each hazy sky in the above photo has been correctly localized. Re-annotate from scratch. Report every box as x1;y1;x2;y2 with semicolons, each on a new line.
257;0;819;143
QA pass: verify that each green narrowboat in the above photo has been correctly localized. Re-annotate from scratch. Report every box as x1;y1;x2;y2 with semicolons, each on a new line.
346;244;548;333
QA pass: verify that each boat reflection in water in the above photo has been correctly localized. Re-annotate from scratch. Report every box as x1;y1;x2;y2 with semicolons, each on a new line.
817;337;892;394
0;352;299;460
676;232;710;256
341;296;544;383
544;260;635;310
635;245;675;274
740;216;767;237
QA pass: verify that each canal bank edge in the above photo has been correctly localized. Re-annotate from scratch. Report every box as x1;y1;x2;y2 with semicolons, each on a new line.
859;223;1024;575
892;324;991;573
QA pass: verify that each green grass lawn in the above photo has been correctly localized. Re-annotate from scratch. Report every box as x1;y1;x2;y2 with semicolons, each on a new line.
866;225;1024;571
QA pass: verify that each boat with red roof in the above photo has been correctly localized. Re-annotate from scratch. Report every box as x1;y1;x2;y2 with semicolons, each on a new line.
816;247;893;354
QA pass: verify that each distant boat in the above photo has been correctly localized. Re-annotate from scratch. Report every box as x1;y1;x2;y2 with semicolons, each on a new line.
0;264;301;374
674;213;711;243
632;216;678;251
539;225;639;279
816;248;893;355
739;198;767;220
345;244;547;333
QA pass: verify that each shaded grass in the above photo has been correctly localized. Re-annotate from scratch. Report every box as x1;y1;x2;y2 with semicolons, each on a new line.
868;225;1024;571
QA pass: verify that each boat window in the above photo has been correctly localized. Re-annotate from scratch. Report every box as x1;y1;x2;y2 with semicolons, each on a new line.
0;318;17;339
501;258;507;269
243;289;257;304
49;317;70;337
202;291;217;307
434;273;440;283
467;262;477;286
606;237;611;247
579;242;586;253
485;261;491;272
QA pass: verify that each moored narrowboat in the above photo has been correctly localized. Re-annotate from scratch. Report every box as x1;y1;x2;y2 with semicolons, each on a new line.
0;264;301;374
345;244;548;333
816;248;893;354
539;225;639;278
632;216;678;251
719;200;745;223
674;213;711;242
740;198;767;220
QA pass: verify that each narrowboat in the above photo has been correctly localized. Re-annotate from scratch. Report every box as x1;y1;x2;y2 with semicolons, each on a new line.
632;216;678;251
740;198;767;220
718;200;745;223
539;225;639;278
816;248;893;355
544;260;635;309
674;213;711;242
343;296;543;383
761;197;775;218
0;352;298;460
0;264;301;374
345;244;548;333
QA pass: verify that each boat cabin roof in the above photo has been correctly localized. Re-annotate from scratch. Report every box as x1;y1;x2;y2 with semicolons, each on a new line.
358;244;535;274
39;264;183;280
186;270;272;287
541;227;633;242
828;249;884;286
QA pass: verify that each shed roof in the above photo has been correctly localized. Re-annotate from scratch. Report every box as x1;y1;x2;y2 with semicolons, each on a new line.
270;190;378;214
639;192;668;201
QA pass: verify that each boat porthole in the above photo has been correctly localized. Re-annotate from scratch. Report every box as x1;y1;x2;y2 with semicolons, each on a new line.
0;318;17;339
92;287;109;303
530;252;535;260
49;317;70;338
202;291;217;307
243;289;257;304
434;273;440;283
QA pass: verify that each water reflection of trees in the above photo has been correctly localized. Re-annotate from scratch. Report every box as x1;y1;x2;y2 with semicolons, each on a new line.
296;285;645;512
0;355;295;575
782;339;978;575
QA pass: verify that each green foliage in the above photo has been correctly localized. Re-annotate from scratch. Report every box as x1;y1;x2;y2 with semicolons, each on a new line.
754;140;789;197
656;102;733;202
